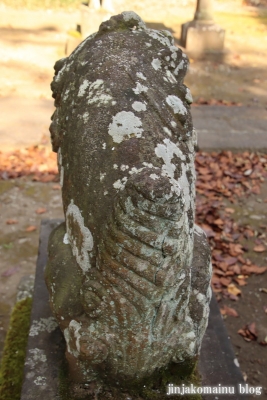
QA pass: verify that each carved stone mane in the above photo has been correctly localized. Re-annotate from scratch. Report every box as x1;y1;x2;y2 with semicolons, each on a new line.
45;11;212;396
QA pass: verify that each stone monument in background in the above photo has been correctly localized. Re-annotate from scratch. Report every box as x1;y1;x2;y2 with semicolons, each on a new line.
45;11;212;398
181;0;225;55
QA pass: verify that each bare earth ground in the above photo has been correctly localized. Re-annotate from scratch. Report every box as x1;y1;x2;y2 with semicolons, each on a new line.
0;0;267;397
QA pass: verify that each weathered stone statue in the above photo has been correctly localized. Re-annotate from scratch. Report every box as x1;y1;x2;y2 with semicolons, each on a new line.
45;11;212;398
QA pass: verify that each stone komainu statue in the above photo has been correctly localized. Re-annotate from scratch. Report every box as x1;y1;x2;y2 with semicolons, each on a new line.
45;11;212;396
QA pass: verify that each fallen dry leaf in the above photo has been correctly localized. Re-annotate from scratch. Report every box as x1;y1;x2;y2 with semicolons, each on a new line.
35;207;47;214
234;276;247;286
253;245;266;252
212;275;221;285
220;277;232;287
25;225;37;232
227;283;241;296
225;207;235;213
248;322;257;338
220;305;239;317
241;265;267;275
229;265;241;275
259;288;267;294
6;219;18;225
0;145;58;180
238;322;258;341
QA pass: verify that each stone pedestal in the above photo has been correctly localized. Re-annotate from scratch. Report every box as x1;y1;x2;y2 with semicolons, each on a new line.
181;20;225;54
181;0;225;55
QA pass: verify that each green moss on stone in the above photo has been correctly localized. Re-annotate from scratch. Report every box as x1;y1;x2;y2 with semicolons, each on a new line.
58;357;202;400
59;358;72;399
0;297;33;400
113;358;202;400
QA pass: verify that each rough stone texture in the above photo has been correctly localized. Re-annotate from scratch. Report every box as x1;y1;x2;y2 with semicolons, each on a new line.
45;11;212;393
22;220;247;400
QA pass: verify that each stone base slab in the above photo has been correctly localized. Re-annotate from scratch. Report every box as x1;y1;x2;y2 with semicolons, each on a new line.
20;219;248;400
181;20;225;54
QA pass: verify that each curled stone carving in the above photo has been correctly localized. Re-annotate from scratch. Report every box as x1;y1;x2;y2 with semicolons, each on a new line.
45;10;212;397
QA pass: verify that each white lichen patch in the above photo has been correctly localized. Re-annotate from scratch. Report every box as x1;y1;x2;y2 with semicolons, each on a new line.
151;58;161;70
155;138;188;199
194;224;205;237
174;60;185;76
147;30;171;47
69;320;82;353
142;162;154;168
120;164;129;171
132;82;148;95
166;95;187;115
129;166;145;175
63;232;69;244
113;177;128;190
163;127;172;137
57;147;64;187
83;112;89;123
121;11;146;29
166;70;177;83
149;174;159;180
100;172;106;181
87;79;113;106
62;88;70;101
66;200;94;273
145;42;152;47
196;292;206;306
25;348;47;368
132;101;146;112
34;376;47;386
136;72;147;80
64;327;78;358
185;88;193;104
189;341;195;353
78;79;90;97
186;331;196;339
113;164;118;169
29;317;58;337
108;111;143;143
102;142;106;149
171;121;177;128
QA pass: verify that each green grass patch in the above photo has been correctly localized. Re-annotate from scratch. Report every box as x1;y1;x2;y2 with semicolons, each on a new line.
0;297;33;400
